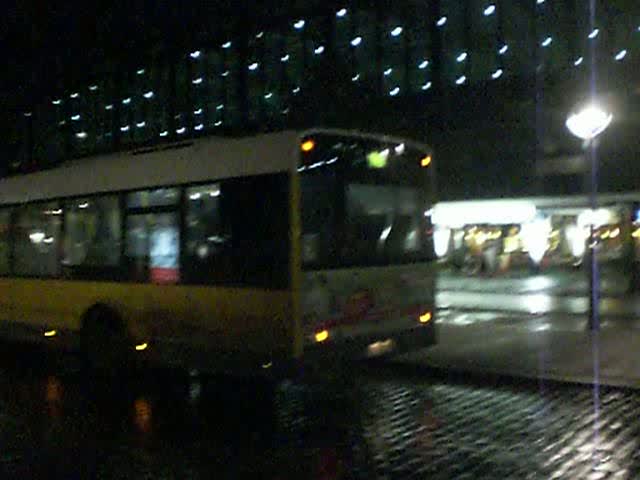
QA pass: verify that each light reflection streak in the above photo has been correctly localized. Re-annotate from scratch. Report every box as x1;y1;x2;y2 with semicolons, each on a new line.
134;397;153;434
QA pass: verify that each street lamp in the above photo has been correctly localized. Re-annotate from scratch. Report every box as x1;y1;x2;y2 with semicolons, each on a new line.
565;103;613;330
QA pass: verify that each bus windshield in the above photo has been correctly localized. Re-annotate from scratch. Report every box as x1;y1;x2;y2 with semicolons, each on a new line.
300;134;434;269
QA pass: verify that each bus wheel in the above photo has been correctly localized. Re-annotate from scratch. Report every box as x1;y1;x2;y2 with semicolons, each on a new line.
81;305;131;378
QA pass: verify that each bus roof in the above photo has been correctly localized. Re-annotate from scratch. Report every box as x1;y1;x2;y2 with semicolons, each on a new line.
0;128;432;205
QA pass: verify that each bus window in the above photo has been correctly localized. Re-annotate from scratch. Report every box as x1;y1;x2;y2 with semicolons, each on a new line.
14;203;62;277
344;184;422;264
184;174;290;288
63;196;121;267
126;188;179;208
0;209;11;274
184;183;230;284
301;171;339;267
126;213;180;284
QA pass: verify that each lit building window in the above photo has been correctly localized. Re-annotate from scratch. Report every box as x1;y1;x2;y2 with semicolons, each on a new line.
483;5;496;16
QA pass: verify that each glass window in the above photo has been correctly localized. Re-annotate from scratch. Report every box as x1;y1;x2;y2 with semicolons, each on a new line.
184;175;290;288
127;188;179;208
344;184;422;264
301;171;339;267
0;209;12;274
14;203;62;277
63;196;121;267
126;212;180;284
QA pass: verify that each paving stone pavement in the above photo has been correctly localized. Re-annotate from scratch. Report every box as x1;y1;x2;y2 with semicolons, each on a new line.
276;371;640;479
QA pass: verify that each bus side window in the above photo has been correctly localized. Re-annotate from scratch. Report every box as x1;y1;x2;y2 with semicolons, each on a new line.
184;183;229;284
63;196;121;270
126;213;180;284
0;209;12;275
14;203;62;277
184;175;290;288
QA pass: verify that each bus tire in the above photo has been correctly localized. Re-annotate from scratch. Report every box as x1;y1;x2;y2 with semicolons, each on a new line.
81;304;132;378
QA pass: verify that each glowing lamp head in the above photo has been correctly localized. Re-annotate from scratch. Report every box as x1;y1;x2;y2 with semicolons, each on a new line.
565;104;613;140
314;329;329;343
301;139;315;152
419;312;432;324
420;155;432;167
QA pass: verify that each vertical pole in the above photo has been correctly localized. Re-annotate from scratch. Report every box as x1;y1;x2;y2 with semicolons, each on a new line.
588;139;599;331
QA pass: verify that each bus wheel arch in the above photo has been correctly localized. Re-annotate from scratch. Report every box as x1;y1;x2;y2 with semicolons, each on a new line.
81;303;126;336
80;303;132;375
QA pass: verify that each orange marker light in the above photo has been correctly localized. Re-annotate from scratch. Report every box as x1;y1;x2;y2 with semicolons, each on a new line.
315;329;329;343
419;312;432;323
420;155;432;167
301;139;315;152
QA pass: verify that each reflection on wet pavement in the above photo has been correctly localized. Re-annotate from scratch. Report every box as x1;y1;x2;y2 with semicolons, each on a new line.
0;345;639;479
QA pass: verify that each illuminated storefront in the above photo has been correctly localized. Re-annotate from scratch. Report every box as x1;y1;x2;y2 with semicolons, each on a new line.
431;194;636;274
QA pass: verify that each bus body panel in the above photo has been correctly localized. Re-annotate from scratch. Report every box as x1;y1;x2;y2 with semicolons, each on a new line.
0;278;295;364
301;262;437;359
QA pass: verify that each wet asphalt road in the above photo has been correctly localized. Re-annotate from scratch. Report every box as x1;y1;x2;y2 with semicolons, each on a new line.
1;344;640;479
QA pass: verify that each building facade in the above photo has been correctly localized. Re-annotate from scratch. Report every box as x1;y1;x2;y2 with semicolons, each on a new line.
5;1;640;198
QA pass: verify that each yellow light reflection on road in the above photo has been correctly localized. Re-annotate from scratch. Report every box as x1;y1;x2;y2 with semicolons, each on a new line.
315;329;329;343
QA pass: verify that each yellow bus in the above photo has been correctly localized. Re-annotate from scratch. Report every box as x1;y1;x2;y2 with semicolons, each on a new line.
0;128;436;375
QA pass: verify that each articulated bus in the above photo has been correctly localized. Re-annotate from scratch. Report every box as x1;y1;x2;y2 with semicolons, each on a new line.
0;129;437;376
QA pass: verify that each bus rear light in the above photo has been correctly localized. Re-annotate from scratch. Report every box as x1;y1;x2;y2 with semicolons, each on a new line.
314;329;329;343
301;139;315;152
44;330;57;337
419;312;432;324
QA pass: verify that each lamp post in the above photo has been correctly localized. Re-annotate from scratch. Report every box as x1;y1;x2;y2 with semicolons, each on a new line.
565;104;613;331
